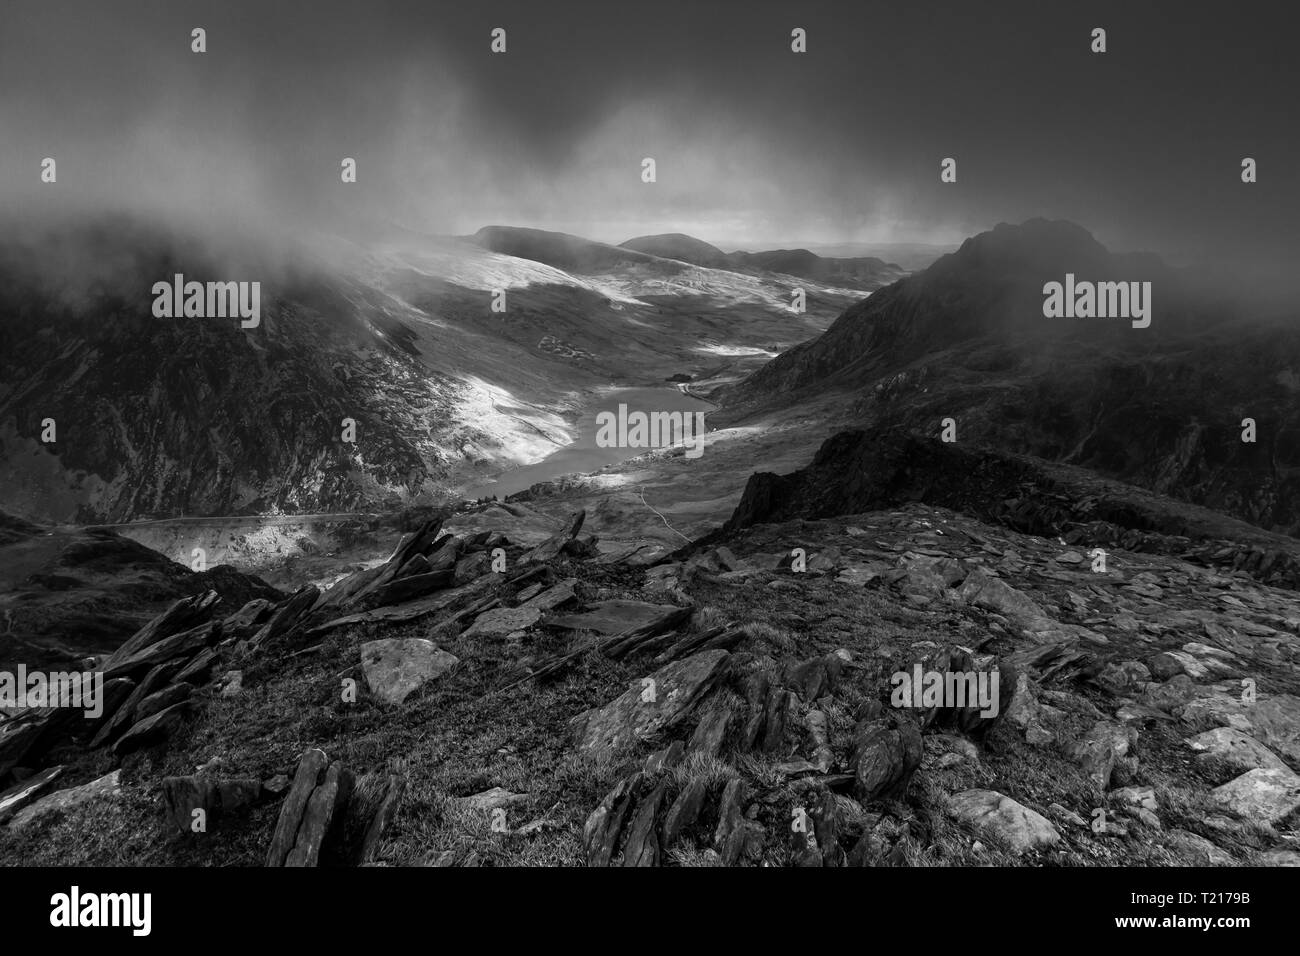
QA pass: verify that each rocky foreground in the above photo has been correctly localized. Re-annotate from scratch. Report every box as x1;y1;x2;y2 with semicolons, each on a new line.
3;432;1300;866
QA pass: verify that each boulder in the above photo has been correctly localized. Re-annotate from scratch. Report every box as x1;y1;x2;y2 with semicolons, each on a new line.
804;710;834;772
284;762;354;867
687;696;735;757
661;778;708;849
583;774;639;867
452;787;528;812
621;781;667;867
1212;767;1300;824
6;770;121;830
1185;727;1289;775
266;748;329;866
572;650;731;759
520;578;579;612
947;789;1061;854
1249;694;1300;766
360;639;459;705
453;551;493;586
363;570;455;607
1069;721;1135;790
1258;848;1300;866
760;686;791;755
851;711;922;804
714;778;762;865
90;659;186;748
785;654;843;702
112;701;193;756
1166;829;1235;865
522;511;585;563
248;584;320;648
222;598;275;637
642;741;685;775
956;568;1049;631
160;774;263;833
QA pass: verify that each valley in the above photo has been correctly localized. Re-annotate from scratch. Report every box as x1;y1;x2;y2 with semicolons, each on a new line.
0;221;881;529
5;217;1300;873
461;385;715;501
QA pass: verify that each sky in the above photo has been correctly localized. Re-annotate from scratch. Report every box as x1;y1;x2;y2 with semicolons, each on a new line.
1;0;1296;272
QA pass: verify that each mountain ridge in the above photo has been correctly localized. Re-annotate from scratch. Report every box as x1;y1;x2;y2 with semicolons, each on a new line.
722;219;1300;536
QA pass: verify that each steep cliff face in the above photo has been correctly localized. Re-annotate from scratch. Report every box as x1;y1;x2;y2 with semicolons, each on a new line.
724;220;1300;535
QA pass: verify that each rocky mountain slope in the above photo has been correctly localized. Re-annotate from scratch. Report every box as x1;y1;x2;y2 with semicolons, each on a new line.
0;219;861;525
721;219;1300;536
0;510;281;673
3;433;1298;867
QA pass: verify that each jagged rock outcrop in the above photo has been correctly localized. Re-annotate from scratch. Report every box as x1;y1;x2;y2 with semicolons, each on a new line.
6;450;1300;870
572;650;731;759
724;426;1300;590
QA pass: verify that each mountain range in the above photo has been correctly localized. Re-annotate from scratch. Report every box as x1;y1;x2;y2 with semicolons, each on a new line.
3;215;1298;549
720;219;1300;536
0;221;881;525
4;217;1300;870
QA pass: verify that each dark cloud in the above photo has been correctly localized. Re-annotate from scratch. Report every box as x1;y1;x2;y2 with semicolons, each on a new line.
2;0;1295;273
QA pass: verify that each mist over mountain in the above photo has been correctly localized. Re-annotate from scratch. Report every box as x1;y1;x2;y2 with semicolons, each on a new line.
0;214;871;524
724;219;1300;534
6;0;1300;891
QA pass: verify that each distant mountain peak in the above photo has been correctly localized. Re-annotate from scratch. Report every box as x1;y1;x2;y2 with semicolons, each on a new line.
619;233;731;268
472;225;660;274
933;218;1114;277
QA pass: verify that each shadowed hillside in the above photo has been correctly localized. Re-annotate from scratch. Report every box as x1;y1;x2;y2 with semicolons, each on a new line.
722;220;1300;535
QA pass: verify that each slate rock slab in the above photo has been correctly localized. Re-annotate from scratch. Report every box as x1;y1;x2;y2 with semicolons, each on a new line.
573;650;730;759
7;770;121;830
360;639;459;705
112;701;194;756
551;600;682;636
266;748;330;867
463;606;542;639
1212;767;1300;824
1186;727;1289;774
0;765;64;824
